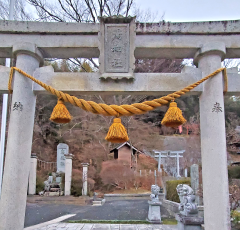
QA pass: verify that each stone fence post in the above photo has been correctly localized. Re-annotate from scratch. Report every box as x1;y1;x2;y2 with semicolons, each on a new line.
28;154;38;195
82;163;89;196
190;164;199;205
64;154;73;196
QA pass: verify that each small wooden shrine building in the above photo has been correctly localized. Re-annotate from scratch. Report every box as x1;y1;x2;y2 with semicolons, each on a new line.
110;142;143;168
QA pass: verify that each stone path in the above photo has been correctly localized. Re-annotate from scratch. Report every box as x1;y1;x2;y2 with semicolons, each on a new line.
25;199;171;227
31;223;178;230
24;198;176;230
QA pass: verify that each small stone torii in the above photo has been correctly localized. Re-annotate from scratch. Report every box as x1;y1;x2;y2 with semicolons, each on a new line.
154;150;185;178
0;17;238;230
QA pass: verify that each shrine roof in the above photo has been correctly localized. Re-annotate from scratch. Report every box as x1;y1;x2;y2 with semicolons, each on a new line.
110;142;144;154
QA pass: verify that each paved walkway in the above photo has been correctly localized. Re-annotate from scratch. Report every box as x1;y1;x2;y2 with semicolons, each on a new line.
29;223;178;230
24;197;177;230
25;199;171;227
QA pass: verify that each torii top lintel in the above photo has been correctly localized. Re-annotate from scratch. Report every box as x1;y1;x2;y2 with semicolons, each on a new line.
0;19;240;60
0;18;240;94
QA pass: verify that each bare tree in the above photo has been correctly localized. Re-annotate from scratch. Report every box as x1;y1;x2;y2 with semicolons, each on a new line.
27;0;134;23
0;0;32;20
222;59;240;69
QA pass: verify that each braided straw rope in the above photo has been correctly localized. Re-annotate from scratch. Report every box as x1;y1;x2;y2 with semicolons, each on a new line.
8;67;227;117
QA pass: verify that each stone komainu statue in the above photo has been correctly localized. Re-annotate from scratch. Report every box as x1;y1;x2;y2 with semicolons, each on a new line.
150;184;160;201
176;184;198;216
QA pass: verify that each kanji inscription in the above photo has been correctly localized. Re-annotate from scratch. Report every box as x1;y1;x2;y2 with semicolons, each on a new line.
212;102;222;113
13;102;23;111
105;24;129;73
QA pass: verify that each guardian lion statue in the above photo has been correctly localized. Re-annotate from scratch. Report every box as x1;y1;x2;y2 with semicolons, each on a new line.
150;184;160;201
176;184;198;216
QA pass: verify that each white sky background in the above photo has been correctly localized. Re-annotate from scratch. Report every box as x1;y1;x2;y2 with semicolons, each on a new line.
134;0;240;67
135;0;240;22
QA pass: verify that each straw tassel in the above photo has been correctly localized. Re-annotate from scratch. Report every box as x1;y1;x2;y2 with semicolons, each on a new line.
50;98;72;124
105;118;129;143
161;101;186;128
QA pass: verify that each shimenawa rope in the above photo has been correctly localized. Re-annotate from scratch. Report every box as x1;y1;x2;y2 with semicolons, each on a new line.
8;67;227;117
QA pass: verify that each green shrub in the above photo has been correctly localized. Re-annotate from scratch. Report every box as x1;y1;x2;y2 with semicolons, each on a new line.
228;166;240;179
36;176;45;195
166;179;191;203
231;210;240;224
71;179;82;197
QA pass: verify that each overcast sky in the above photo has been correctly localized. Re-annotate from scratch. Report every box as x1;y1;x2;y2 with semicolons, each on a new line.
135;0;240;22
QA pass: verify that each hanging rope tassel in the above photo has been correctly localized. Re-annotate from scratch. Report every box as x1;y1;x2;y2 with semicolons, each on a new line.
50;98;72;123
105;118;129;143
161;101;186;128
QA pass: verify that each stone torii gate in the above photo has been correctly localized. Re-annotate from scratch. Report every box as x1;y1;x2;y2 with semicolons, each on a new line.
155;150;185;178
0;18;239;230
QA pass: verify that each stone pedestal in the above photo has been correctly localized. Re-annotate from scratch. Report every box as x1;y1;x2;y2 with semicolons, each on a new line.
64;154;73;196
194;42;230;230
28;154;38;195
0;42;43;230
176;214;203;230
147;200;162;224
81;163;89;196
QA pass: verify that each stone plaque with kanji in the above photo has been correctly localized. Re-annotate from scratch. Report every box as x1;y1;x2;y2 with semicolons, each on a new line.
99;16;135;79
105;24;129;73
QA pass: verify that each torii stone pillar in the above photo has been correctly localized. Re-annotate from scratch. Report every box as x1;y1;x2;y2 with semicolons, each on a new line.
194;42;230;230
171;152;183;178
82;163;89;196
0;43;43;230
28;154;38;195
64;154;73;196
154;151;167;172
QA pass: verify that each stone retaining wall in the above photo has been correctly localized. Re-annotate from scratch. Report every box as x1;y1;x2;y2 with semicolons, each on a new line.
162;199;204;218
162;199;179;217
